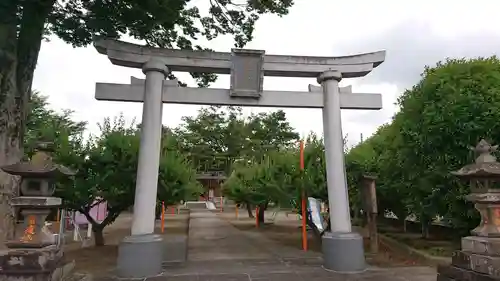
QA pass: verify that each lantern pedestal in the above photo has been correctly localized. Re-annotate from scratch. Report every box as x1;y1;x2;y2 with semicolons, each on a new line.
0;245;77;281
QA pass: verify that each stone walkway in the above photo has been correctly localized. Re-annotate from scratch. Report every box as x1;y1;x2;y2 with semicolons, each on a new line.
160;210;437;281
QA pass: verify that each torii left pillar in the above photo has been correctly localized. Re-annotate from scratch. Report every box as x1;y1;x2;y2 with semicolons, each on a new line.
116;59;168;278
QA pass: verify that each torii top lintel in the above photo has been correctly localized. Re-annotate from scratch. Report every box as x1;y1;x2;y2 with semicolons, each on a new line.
94;39;386;79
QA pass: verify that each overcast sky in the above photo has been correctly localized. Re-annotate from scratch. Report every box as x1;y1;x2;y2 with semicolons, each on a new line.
32;0;500;147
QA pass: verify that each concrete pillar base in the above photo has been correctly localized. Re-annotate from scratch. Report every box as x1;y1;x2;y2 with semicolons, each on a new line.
116;234;163;278
322;231;366;273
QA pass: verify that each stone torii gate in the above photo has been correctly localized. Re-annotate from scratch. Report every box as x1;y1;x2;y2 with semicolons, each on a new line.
93;39;386;277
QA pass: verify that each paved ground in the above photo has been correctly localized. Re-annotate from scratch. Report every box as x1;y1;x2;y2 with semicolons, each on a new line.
159;210;437;281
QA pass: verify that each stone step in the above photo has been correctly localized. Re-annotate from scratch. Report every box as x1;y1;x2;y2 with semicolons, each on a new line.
451;250;500;278
438;264;497;281
462;236;500;256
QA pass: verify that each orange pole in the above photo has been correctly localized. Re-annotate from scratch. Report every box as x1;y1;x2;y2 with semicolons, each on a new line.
235;205;239;219
300;140;308;251
255;207;260;228
161;201;165;233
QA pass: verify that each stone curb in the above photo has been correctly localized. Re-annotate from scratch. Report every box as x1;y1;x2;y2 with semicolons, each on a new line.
378;233;451;266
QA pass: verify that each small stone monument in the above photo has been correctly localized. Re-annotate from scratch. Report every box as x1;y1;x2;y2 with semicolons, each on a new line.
0;141;76;281
438;139;500;281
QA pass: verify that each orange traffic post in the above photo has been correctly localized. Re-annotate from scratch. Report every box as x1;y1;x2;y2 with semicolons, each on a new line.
300;140;308;251
255;207;260;228
161;201;165;233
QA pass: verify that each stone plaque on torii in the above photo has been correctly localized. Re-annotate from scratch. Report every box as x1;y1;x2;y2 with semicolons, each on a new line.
93;39;386;278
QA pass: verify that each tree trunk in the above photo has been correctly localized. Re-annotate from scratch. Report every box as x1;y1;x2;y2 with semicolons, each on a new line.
0;1;22;248
421;215;430;239
257;204;266;223
0;0;56;247
245;202;254;218
93;227;105;246
397;215;407;232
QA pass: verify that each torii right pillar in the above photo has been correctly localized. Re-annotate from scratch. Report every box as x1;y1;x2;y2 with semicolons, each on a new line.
319;70;366;273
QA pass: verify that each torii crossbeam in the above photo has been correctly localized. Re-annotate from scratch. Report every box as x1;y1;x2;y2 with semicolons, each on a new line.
95;77;382;110
94;39;386;277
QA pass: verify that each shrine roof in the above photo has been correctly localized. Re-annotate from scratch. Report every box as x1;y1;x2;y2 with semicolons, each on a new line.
0;142;75;178
1;162;75;178
451;162;500;178
452;139;500;178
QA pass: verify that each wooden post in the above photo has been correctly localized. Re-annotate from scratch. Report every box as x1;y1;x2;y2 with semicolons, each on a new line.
362;175;378;253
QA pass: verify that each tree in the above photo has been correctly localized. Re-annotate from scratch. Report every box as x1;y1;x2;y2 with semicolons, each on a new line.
175;106;247;174
157;135;203;208
223;150;297;223
56;115;200;246
175;106;299;172
177;106;299;217
344;57;500;238
394;58;500;236
245;110;299;162
345;122;413;230
0;0;294;240
24;92;86;157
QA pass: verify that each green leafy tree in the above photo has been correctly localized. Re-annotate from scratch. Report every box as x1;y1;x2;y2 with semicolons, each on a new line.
345;122;413;230
57;115;200;246
175;106;247;174
0;0;294;238
345;57;500;238
24;92;86;157
245;110;300;162
223;150;297;223
157;135;203;209
394;58;500;236
178;106;299;217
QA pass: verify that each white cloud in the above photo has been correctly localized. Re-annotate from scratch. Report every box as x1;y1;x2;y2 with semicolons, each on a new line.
32;0;500;147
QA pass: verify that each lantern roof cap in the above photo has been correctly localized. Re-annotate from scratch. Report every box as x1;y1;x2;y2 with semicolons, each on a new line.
0;142;75;178
452;139;500;178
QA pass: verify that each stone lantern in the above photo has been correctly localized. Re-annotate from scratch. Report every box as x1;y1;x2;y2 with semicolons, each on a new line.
0;141;76;281
438;139;500;281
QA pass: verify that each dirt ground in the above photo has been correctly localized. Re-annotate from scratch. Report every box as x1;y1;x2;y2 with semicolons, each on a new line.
62;212;189;277
220;209;425;267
